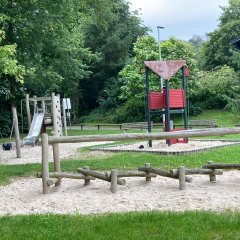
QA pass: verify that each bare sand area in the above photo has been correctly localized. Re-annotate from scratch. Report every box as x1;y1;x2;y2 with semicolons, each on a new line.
0;140;240;216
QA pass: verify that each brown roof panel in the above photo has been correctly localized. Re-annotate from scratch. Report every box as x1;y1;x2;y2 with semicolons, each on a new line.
144;60;186;80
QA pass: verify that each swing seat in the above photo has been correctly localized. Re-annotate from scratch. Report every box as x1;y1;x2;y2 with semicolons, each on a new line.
2;143;12;151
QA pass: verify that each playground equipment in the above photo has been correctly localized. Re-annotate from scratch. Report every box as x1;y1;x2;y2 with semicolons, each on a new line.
144;60;189;146
40;127;240;194
23;93;66;146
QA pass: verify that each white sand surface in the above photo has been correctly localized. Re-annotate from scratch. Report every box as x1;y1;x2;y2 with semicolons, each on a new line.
1;140;240;216
0;171;240;216
0;142;111;165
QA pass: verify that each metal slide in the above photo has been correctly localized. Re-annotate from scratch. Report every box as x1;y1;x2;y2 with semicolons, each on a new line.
23;113;44;145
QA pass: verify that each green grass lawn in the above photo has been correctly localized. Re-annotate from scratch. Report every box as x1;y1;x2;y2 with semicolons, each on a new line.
1;109;240;239
0;211;240;240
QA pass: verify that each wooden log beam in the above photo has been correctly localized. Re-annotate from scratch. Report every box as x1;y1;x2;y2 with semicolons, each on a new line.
47;178;59;186
138;166;193;183
48;127;240;144
169;168;223;176
37;172;95;180
77;168;126;185
202;163;240;169
105;170;157;178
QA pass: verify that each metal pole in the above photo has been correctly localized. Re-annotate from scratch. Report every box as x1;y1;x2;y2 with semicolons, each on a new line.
157;26;164;90
182;66;188;143
165;80;171;146
145;67;152;147
157;26;165;127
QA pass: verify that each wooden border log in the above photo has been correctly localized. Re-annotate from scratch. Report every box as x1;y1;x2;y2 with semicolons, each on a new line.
77;168;126;185
48;127;240;144
37;172;95;180
169;168;223;176
202;163;240;169
110;170;118;193
178;167;186;190
138;166;193;183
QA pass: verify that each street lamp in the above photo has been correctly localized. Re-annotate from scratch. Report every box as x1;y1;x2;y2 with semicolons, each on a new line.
157;26;165;126
157;26;165;89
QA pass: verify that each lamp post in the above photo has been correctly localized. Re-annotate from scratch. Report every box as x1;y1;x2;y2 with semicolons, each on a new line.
157;26;165;126
157;26;165;89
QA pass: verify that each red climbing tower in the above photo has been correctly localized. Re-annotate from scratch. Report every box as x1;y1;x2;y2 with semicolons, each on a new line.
144;60;189;146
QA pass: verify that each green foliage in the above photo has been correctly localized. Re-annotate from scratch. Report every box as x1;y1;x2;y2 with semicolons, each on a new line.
113;100;146;123
0;0;98;118
201;0;240;71
119;35;198;102
78;0;148;113
0;14;25;99
191;65;240;112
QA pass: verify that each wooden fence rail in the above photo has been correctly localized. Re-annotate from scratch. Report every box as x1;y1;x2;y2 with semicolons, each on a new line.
48;127;240;144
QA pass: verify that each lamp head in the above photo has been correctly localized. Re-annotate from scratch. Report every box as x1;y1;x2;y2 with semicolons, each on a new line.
157;26;165;29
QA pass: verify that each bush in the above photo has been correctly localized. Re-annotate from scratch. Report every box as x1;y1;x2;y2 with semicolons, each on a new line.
113;101;145;123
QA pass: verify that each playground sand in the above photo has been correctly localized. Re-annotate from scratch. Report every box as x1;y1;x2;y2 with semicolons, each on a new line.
1;171;240;215
0;142;113;165
1;140;240;215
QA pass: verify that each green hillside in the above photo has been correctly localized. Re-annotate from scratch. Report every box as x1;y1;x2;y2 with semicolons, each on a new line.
172;109;240;127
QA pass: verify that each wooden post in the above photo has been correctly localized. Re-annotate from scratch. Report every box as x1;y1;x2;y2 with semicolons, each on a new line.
83;166;90;186
25;94;31;129
41;100;46;114
110;169;118;193
144;163;151;182
33;95;37;113
42;133;50;194
11;103;21;158
51;92;61;187
178;166;186;190
62;99;67;136
208;161;216;183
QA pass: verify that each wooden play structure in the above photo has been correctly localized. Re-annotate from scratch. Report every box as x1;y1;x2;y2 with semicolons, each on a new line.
40;127;240;194
24;93;67;145
144;60;189;146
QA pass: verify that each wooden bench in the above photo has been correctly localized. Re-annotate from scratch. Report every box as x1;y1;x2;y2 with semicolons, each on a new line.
188;120;217;128
94;124;122;130
122;122;153;132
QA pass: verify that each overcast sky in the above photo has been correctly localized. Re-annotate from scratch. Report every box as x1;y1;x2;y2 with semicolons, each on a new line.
128;0;229;40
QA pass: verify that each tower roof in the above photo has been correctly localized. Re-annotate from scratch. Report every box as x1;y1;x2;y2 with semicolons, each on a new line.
144;60;186;80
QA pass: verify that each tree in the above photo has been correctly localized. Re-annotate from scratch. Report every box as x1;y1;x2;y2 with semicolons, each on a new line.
0;13;25;140
191;65;240;113
119;36;198;102
0;0;98;118
201;0;240;71
80;0;148;113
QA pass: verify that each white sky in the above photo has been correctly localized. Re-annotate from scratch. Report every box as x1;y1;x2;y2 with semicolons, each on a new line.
128;0;229;40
